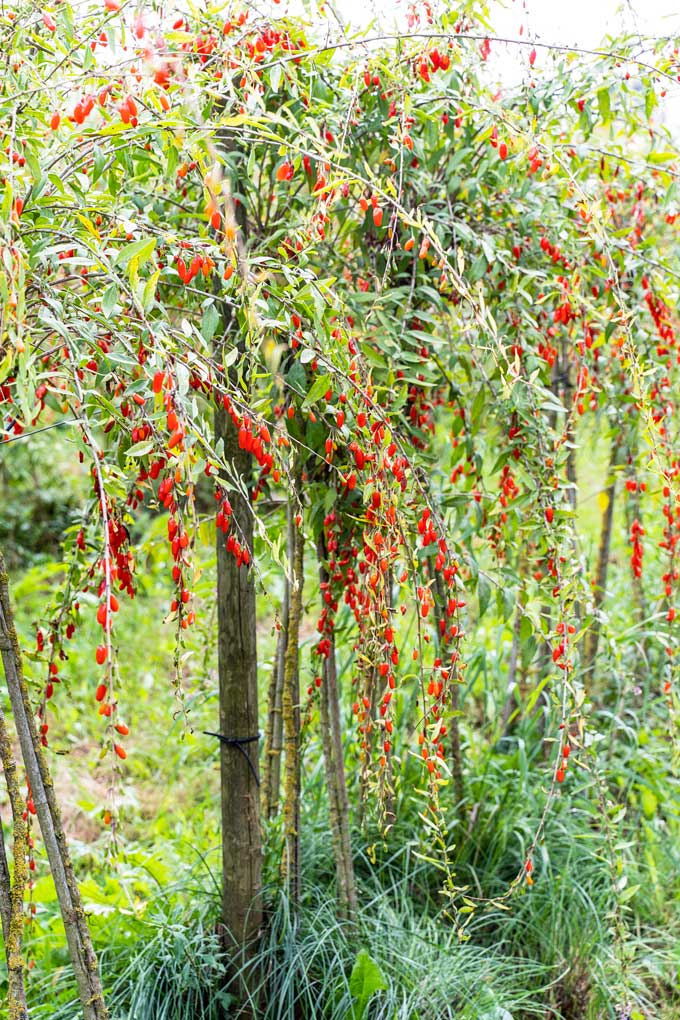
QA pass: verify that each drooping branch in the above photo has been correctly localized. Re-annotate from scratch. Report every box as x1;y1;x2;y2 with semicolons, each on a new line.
624;470;649;628
261;505;291;822
583;437;620;687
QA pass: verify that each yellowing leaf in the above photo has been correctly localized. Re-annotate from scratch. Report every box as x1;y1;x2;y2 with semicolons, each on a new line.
75;213;101;242
115;237;156;271
0;348;13;384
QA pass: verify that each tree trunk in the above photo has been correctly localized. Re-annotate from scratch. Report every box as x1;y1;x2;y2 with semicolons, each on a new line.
280;473;304;904
261;505;291;821
215;407;262;977
316;535;357;920
0;550;108;1020
0;705;30;1020
209;146;263;1014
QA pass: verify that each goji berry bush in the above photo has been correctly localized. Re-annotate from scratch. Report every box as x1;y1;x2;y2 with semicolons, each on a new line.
0;1;679;1018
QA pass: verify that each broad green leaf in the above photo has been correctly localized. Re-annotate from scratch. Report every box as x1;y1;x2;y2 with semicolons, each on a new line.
125;440;154;458
349;950;387;1020
303;373;334;408
202;302;221;342
115;237;156;271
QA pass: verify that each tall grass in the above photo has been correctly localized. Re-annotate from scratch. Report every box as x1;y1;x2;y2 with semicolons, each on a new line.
21;777;678;1020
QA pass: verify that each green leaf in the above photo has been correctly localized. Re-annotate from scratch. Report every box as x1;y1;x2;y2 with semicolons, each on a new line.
125;440;154;458
269;62;282;93
470;386;486;424
142;269;160;311
176;362;190;396
201;302;220;342
478;575;492;619
303;373;331;409
597;88;611;124
618;884;640;903
223;345;240;369
640;788;657;819
0;348;13;385
102;284;118;318
524;675;549;715
1;180;12;224
115;237;156;272
349;950;387;1020
286;360;307;398
24;147;43;189
92;146;107;184
166;144;179;178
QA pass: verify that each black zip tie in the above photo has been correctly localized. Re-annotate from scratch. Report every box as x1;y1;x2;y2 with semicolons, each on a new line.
203;731;260;787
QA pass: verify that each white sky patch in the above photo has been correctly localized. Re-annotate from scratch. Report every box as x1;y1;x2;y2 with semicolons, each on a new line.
259;0;680;38
254;0;680;133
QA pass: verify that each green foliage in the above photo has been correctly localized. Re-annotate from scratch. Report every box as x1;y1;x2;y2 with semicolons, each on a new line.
27;863;228;1019
1;0;680;1017
18;780;670;1020
349;950;387;1020
0;433;88;567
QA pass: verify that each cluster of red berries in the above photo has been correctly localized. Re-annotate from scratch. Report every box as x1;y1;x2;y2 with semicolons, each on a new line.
175;250;215;285
630;517;644;579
